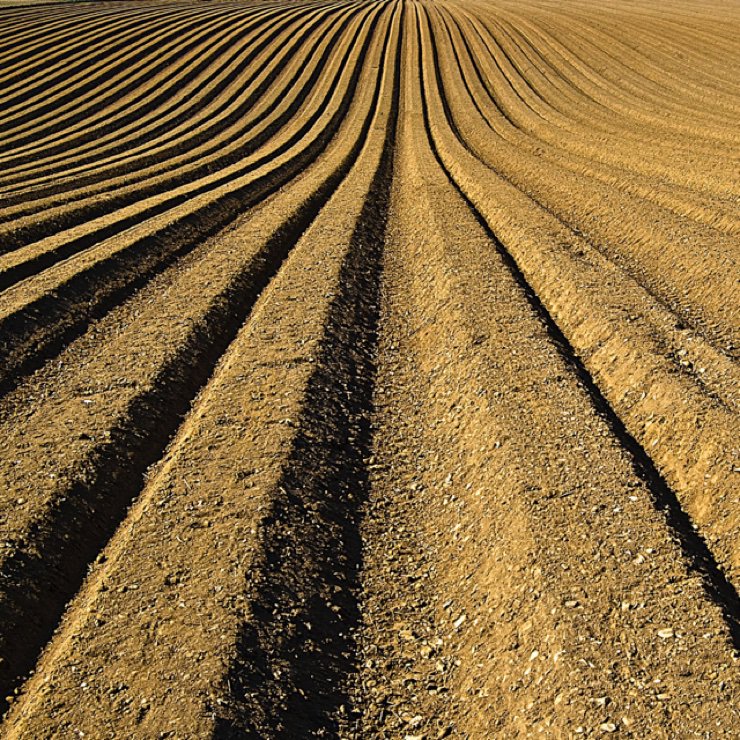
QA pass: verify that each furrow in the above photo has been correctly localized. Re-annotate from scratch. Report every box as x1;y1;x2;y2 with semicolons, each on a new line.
0;8;301;187
429;4;739;353
0;4;191;84
0;4;398;733
0;5;242;136
0;0;389;711
500;13;740;162
343;11;738;737
419;0;740;611
510;10;740;137
0;1;381;396
0;1;322;175
0;2;737;736
445;8;740;234
0;1;359;257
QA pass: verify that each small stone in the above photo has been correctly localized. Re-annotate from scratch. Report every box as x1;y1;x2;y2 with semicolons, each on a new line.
657;628;674;639
564;600;579;608
453;614;466;629
600;722;617;733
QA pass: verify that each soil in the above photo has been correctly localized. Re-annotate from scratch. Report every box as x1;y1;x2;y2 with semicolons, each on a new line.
0;0;738;736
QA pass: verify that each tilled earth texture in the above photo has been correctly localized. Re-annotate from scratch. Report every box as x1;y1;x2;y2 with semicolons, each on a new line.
0;0;738;737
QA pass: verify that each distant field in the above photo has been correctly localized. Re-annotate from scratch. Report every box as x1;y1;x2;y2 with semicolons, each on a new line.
0;0;738;735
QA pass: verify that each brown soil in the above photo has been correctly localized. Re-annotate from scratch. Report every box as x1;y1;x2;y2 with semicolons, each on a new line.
0;0;738;736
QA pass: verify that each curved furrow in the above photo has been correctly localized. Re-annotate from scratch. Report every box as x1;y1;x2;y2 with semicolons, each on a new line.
0;1;284;86
0;3;399;731
464;9;727;157
0;5;274;146
489;12;632;131
0;3;238;114
0;0;392;715
534;15;740;117
461;6;740;182
0;1;309;140
431;5;739;368
3;2;331;182
0;2;356;191
0;1;323;183
566;12;740;106
479;5;739;142
646;5;740;57
0;3;196;87
429;4;740;353
439;9;740;235
0;1;282;86
508;3;740;104
418;0;740;602
0;1;737;735
0;1;357;251
506;13;739;139
0;1;335;171
630;17;740;90
485;11;740;153
0;3;163;63
507;11;740;139
0;2;381;396
484;13;740;205
461;10;646;138
601;17;740;97
344;12;737;736
0;3;368;288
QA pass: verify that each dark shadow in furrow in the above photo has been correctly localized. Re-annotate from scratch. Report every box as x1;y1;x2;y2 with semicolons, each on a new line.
213;8;400;739
416;7;740;650
0;1;291;79
0;7;154;59
0;7;393;715
0;15;306;196
0;3;360;259
0;4;384;399
0;0;323;78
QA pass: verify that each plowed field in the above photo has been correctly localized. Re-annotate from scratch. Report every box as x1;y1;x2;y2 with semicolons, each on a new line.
0;0;738;736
